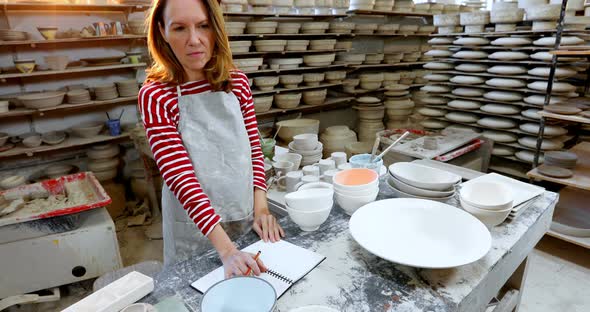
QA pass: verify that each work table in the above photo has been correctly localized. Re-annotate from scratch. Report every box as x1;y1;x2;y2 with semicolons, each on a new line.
142;175;557;312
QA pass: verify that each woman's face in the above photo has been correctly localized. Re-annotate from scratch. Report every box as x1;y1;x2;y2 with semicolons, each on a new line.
159;0;215;80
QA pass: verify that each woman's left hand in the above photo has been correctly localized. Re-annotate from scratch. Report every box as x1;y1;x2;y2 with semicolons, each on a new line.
253;212;285;243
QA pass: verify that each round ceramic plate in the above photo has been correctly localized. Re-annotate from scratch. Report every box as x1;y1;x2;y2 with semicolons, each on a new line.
537;165;573;179
349;198;491;268
289;306;340;312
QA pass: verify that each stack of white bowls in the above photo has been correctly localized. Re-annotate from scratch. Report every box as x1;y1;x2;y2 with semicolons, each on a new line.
87;144;121;182
319;125;357;158
387;162;460;202
289;133;323;166
285;188;334;231
460;181;513;227
333;168;379;215
384;84;414;129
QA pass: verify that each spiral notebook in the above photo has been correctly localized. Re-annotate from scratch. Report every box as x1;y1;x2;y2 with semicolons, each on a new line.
191;240;325;298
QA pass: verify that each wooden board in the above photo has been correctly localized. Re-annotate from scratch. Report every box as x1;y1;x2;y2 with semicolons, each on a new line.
527;142;590;190
256;96;354;119
233;48;349;57
552;187;590;237
547;229;590;249
0;35;146;47
244;64;347;76
252;83;342;96
539;111;590;125
0;63;146;80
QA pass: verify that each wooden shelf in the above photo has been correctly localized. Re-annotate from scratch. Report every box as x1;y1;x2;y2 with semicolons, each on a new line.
252;83;342;96
430;117;534;136
539;111;590;124
0;132;131;159
439;94;542;109
430;29;590;37
233;48;349;57
433;45;551;51
0;2;149;12
551;49;590;56
350;61;427;70
436;82;548;95
0;96;138;119
494;154;531;164
547;229;590;249
230;33;353;39
224;12;347;18
424;104;538;122
347;9;433;17
436;58;562;66
437;70;560;82
256;96;354;118
244;64;347;75
354;33;432;37
527;142;590;191
489;163;529;180
0;63;146;80
0;35;146;47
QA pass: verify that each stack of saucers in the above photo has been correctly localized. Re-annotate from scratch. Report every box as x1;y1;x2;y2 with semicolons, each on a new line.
93;83;119;101
289;133;323;166
67;89;92;104
386;162;460;202
116;80;140;97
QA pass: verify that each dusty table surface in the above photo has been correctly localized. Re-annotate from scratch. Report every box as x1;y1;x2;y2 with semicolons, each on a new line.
142;181;557;312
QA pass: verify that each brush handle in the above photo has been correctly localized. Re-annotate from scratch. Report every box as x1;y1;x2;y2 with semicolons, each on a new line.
375;131;410;161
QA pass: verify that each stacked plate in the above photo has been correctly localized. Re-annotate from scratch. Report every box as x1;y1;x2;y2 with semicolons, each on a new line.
387;162;460;202
460;181;513;227
87;144;120;182
289;133;323;166
384;84;414;129
93;83;119;101
116;80;139;97
67;89;91;104
333;168;379;215
0;29;28;41
544;151;577;169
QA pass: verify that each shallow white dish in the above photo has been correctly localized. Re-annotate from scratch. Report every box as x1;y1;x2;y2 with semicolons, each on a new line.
201;277;276;311
519;123;567;136
445;111;479;123
518;136;564;150
423;62;454;70
455;63;489;72
388;174;454;198
480;103;521;115
484;91;523;102
488;51;529;60
453;51;489;59
490;37;532;46
492;146;516;156
349;198;491;268
482;130;518;143
515;150;544;164
528;81;576;93
477;117;518;129
485;78;526;88
487;65;527;75
448;100;482;110
533;36;585;46
461;198;512;227
418;107;447;117
450;75;485;85
389;162;461;191
524;95;566;105
453;37;490;46
521;108;541;120
453;88;485;97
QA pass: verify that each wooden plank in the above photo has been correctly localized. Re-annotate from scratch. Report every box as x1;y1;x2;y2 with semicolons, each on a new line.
348;9;433;17
430;117;534;136
539;111;590;124
243;64;348;76
233;48;349;57
0;96;138;119
0;133;131;159
0;63;146;80
546;229;590;249
435;82;548;95
0;35;146;47
432;45;551;51
0;3;149;12
350;61;427;70
229;33;353;39
439;94;542;109
429;29;590;37
256;96;354;118
252;83;343;96
437;70;550;82
224;12;347;18
527;142;590;190
425;104;538;122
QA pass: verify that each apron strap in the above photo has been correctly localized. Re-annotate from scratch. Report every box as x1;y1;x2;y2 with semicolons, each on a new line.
176;85;182;97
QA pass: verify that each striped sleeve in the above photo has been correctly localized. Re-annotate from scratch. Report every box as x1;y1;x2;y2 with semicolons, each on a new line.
231;71;268;192
138;82;221;236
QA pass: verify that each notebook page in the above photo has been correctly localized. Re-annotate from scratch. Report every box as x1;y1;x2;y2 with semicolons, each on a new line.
191;240;325;297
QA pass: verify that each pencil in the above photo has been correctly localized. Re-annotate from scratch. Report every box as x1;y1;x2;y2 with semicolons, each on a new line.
245;250;262;276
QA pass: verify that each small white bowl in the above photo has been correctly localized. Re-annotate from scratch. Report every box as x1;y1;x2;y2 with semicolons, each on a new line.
292;133;318;151
460;181;513;211
298;182;334;191
287;203;332;231
332;168;379;192
460;198;511;227
284;188;334;212
335;189;379;215
273;153;303;170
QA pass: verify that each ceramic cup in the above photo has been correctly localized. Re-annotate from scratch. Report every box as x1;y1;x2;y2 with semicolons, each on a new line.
106;119;121;136
317;159;336;175
285;170;303;193
303;165;320;176
349;153;382;174
322;169;339;184
273;161;294;178
331;152;347;167
261;138;276;159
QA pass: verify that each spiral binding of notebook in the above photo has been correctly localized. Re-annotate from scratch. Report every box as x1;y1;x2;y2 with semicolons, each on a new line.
266;269;294;284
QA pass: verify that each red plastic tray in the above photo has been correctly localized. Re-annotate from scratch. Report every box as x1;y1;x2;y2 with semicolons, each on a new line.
0;172;111;227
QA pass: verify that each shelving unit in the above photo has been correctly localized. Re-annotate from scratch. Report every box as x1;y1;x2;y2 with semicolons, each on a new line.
0;96;139;119
0;63;147;80
252;83;342;96
347;9;433;17
256;96;354;118
233;48;349;57
0;35;146;47
0;3;150;13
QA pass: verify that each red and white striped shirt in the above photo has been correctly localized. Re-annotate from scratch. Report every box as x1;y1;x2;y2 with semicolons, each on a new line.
138;71;267;236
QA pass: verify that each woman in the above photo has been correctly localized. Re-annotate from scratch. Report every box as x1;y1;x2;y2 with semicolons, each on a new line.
139;0;284;277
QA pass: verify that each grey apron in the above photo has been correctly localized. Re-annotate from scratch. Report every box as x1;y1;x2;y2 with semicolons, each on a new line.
162;85;254;266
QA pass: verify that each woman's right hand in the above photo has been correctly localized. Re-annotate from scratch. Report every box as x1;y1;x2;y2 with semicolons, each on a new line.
220;247;267;278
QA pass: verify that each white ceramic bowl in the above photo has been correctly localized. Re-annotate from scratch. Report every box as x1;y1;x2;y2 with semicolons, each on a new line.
388;174;455;198
335;189;379;215
298;182;334;191
460;198;511;227
333;184;379;197
389;162;461;191
293;133;318;151
332;168;379;192
460;181;513;211
273;153;303;169
285;188;334;212
287;203;332;231
276;118;320;143
201;277;276;311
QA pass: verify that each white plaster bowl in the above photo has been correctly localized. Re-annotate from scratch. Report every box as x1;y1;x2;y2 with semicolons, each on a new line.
285;188;334;212
460;198;511;227
276;119;320;143
254;76;279;91
335;188;379;215
273;153;303;170
253;95;273;113
389;162;461;191
303;53;335;67
387;174;455;198
460;181;513;211
287;203;332;231
279;74;303;88
274;93;302;109
302;73;325;86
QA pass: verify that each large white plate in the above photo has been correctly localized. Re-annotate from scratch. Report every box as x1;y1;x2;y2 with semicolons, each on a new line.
460;173;544;207
349;198;491;268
